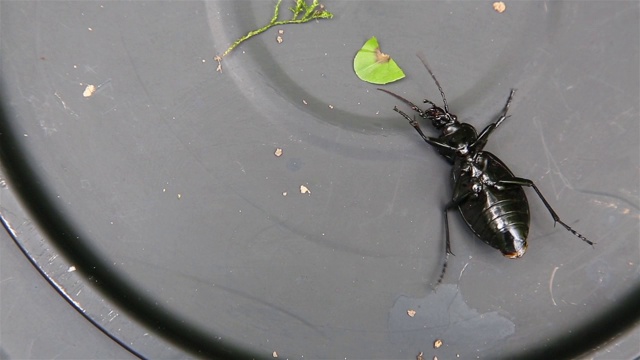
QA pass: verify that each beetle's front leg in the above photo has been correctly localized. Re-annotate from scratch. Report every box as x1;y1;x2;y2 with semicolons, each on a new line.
470;89;517;152
493;88;517;129
393;107;459;153
378;88;428;118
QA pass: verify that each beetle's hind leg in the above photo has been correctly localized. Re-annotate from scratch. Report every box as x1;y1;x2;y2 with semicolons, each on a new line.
498;177;594;246
435;202;458;286
434;181;476;286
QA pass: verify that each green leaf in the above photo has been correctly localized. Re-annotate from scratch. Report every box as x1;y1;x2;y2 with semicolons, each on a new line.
353;36;405;85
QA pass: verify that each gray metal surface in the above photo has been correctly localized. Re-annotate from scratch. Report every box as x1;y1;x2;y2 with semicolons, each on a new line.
1;1;638;359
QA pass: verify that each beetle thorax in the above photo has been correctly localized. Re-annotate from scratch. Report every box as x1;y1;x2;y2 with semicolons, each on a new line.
460;155;496;192
439;123;478;151
442;121;462;136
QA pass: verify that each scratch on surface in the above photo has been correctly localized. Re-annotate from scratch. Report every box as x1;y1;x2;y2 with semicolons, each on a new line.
39;117;58;136
575;187;640;220
234;161;246;174
533;117;573;199
457;262;470;287
549;266;559;306
608;106;636;134
588;198;640;220
101;106;118;115
386;161;406;214
586;74;625;94
56;284;84;311
550;78;575;113
54;91;79;118
83;64;99;74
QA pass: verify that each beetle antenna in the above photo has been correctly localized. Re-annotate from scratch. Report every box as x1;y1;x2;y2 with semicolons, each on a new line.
417;53;450;114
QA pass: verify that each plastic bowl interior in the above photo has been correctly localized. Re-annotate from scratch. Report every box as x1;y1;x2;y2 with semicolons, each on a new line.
1;1;639;359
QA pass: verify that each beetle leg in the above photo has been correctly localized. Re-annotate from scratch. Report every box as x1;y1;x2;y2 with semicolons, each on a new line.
393;107;459;154
494;89;517;129
497;177;594;246
377;88;428;118
393;107;429;140
394;107;443;145
470;89;517;153
437;182;475;285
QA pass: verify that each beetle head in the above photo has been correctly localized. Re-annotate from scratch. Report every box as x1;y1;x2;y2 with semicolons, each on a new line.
424;104;457;130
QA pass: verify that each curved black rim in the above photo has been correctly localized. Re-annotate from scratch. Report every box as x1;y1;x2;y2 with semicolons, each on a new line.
0;90;264;360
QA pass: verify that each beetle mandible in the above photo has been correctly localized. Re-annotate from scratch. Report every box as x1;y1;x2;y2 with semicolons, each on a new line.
379;54;594;285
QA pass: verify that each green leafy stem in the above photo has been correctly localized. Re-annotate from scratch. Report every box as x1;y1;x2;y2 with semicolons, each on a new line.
214;0;333;72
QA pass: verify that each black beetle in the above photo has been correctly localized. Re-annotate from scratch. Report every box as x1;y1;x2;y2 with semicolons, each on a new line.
379;54;594;284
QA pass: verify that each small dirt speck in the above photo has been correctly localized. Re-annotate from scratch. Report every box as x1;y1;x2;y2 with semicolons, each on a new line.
83;84;96;97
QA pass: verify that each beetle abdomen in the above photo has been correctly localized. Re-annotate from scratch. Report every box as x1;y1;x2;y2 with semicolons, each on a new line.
461;188;530;257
